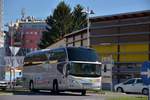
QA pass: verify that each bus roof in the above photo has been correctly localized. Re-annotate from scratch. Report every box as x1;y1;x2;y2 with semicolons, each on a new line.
25;47;93;57
26;49;50;57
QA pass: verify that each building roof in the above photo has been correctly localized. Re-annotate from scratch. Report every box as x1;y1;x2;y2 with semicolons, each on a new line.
65;10;150;38
90;10;150;22
65;28;87;37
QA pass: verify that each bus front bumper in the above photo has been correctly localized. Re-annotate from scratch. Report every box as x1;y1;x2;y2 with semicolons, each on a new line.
81;83;101;90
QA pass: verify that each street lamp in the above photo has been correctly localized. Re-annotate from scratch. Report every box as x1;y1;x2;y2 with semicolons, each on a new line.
82;7;94;48
9;22;13;89
5;22;13;89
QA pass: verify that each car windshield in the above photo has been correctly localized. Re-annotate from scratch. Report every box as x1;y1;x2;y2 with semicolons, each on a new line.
68;63;101;77
67;48;99;62
124;79;135;84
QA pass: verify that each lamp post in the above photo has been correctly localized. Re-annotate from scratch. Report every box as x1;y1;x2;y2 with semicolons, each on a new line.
9;22;13;89
6;22;13;89
5;22;14;89
82;7;94;48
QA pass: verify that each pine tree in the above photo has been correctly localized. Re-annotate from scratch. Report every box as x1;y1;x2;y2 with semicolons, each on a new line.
38;2;87;49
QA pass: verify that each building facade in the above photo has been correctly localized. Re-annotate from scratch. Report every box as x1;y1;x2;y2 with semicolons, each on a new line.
7;17;46;51
5;17;47;81
64;10;150;88
5;16;47;58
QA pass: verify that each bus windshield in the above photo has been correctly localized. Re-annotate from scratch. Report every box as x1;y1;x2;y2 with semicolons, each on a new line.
67;48;99;62
68;63;101;77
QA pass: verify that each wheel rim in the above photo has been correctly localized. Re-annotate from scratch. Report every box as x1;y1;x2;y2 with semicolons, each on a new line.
54;84;57;91
53;83;58;93
143;89;148;95
30;82;33;90
117;88;122;92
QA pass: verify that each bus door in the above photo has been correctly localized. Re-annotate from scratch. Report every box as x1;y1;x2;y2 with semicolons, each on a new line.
35;64;49;89
57;63;67;90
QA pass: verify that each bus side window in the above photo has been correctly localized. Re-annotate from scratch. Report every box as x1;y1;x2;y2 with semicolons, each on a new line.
49;49;67;62
49;51;55;60
58;51;66;62
57;63;66;74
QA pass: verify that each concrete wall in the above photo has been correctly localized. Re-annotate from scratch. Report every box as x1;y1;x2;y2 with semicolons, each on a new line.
47;38;66;49
66;30;88;47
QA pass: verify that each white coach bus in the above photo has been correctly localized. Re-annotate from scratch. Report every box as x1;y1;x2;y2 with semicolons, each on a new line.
22;47;101;95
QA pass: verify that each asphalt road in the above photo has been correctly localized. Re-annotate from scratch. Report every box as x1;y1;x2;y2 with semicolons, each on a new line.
0;91;106;100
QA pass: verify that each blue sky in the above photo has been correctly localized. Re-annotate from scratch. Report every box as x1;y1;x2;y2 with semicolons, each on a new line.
4;0;150;29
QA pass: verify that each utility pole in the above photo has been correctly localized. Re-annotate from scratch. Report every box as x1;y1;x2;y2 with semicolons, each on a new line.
0;0;5;81
0;0;4;47
82;7;94;48
9;24;20;89
0;0;3;33
10;22;13;89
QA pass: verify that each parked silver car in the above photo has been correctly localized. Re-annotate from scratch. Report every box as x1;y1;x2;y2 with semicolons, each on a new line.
0;80;8;90
114;78;149;95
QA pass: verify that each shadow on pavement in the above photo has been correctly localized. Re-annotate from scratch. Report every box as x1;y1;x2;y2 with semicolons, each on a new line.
0;89;90;96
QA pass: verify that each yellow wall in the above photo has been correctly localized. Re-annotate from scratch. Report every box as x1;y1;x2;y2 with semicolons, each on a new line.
120;44;149;62
120;54;148;62
92;43;149;63
92;45;118;62
92;45;117;54
120;44;149;53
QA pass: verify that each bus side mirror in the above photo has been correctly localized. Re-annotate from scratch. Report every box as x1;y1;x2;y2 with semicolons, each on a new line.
65;70;69;77
65;63;70;77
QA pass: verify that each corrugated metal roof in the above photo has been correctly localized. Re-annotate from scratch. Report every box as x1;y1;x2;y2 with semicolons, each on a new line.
90;10;150;22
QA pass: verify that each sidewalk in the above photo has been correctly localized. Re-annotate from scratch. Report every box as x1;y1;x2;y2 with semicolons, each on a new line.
0;86;28;95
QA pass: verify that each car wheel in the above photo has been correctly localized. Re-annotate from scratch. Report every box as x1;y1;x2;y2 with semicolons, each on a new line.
117;87;124;93
142;88;149;95
2;88;6;91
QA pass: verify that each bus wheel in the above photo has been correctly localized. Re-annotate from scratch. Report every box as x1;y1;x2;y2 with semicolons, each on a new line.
29;81;34;92
81;90;86;96
29;81;39;92
53;81;59;95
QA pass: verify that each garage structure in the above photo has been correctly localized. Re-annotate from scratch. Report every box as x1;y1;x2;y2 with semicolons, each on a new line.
65;10;150;86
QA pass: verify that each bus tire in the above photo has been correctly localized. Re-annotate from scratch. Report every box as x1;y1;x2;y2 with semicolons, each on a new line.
53;81;59;94
29;81;34;92
81;90;86;96
2;88;6;91
29;81;39;92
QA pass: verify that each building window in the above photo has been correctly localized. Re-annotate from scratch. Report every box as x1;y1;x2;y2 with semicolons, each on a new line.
34;32;37;35
26;40;29;43
30;40;33;42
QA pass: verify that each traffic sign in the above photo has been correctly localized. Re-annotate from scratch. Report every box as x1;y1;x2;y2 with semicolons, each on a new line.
101;55;114;91
9;46;20;56
4;56;24;67
141;61;150;85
